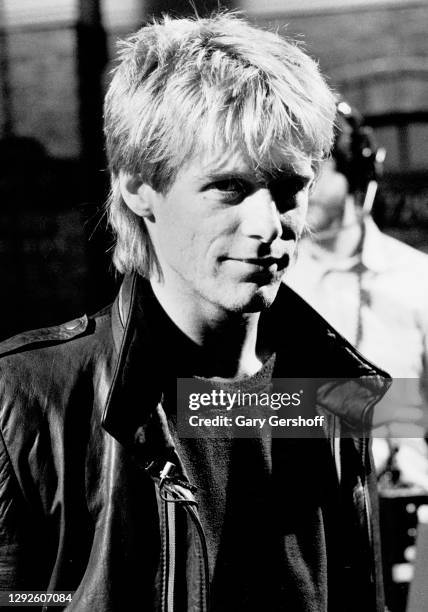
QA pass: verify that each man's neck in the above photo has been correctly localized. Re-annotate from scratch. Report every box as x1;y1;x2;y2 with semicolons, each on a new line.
150;278;266;380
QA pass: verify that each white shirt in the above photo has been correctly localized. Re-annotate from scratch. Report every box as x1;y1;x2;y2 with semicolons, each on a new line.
287;218;428;383
286;218;428;486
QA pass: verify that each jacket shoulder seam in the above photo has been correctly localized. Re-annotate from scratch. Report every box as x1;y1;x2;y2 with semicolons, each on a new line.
0;315;91;358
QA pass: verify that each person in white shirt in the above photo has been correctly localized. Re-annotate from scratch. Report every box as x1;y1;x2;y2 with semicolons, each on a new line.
286;101;428;489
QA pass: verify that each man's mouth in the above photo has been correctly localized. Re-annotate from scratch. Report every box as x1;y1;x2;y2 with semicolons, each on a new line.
226;255;289;271
240;257;279;266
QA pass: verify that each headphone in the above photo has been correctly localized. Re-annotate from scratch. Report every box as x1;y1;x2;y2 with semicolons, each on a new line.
333;100;385;202
310;101;386;240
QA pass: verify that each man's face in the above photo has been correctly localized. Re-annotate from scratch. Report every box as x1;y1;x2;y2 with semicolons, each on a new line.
146;147;313;314
307;159;349;233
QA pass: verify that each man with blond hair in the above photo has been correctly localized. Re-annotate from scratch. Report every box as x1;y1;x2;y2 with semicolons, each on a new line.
0;13;389;611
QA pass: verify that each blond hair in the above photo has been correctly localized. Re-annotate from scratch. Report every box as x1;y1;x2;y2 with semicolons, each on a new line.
104;12;336;276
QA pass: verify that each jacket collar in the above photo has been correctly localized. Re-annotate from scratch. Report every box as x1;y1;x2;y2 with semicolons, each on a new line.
102;273;391;451
103;273;168;456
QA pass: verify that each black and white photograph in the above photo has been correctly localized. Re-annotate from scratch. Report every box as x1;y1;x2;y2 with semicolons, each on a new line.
0;1;427;610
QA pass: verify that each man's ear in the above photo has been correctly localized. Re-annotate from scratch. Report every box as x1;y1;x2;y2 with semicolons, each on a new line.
118;172;158;220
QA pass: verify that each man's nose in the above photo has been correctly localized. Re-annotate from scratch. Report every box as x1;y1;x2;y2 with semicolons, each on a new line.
240;188;283;243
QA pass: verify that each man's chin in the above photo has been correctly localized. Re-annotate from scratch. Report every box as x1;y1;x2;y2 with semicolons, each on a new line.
228;282;281;314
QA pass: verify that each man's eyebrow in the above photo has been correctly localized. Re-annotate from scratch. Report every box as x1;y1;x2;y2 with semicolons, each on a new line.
202;170;255;183
272;171;314;184
199;167;314;186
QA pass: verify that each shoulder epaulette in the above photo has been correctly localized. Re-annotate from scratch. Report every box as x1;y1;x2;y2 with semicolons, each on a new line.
0;315;89;357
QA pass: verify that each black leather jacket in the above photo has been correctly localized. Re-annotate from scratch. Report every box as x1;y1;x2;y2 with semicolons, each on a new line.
0;274;390;611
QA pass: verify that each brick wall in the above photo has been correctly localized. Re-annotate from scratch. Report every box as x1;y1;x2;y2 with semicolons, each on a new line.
252;3;428;116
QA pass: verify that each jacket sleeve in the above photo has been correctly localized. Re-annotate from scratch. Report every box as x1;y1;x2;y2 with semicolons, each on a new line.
0;319;92;593
0;388;55;591
0;427;31;589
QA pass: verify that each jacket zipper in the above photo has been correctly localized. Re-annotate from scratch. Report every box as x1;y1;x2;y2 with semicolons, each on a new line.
160;489;176;612
154;461;210;612
185;503;210;609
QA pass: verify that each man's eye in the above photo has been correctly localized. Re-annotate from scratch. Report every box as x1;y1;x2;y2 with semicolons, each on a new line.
211;179;248;202
271;177;308;198
270;177;309;212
